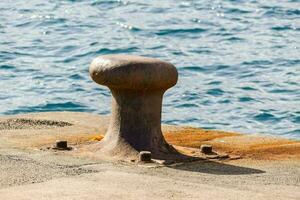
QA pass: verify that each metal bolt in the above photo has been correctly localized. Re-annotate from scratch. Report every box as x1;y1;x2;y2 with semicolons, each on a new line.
200;144;213;154
139;151;152;162
55;140;68;149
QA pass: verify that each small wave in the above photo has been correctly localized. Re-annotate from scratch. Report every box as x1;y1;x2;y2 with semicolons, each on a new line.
95;47;139;55
281;59;300;66
180;64;231;74
269;89;295;94
15;21;37;27
207;81;222;85
175;103;199;108
0;64;15;70
238;72;257;79
225;8;252;14
180;66;207;73
116;22;141;31
271;25;298;31
146;7;170;13
225;36;245;42
4;102;94;115
91;0;128;8
57;102;91;112
180;92;199;101
206;88;224;97
211;122;231;126
57;45;78;53
286;9;300;16
155;28;207;36
163;117;199;125
218;99;231;104
285;129;300;138
242;60;273;66
263;6;300;17
211;31;233;37
238;97;255;102
69;74;85;80
254;112;280;122
189;49;213;54
60;47;139;63
291;115;300;124
0;51;16;60
214;65;230;70
148;45;166;50
238;86;258;91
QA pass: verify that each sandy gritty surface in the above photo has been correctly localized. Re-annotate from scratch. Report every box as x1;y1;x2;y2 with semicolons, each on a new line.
0;112;299;200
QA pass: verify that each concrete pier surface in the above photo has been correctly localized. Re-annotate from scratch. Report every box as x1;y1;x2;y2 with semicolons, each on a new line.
0;112;299;200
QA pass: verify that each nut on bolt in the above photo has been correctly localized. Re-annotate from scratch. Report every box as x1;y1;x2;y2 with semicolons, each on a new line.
139;151;152;162
200;144;213;154
53;140;71;150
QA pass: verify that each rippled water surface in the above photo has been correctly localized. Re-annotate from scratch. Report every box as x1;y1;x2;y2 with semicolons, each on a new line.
0;0;299;139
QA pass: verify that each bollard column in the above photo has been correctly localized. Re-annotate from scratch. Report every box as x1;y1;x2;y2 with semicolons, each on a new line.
89;55;178;159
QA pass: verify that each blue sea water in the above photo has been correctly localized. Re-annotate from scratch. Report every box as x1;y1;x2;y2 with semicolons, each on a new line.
0;0;299;139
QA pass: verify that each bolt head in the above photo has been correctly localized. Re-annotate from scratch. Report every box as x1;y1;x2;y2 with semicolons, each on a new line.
139;151;152;162
200;144;213;154
55;140;68;149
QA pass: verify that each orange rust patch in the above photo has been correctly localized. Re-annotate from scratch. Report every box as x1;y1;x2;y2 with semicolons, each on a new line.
211;141;300;160
163;127;240;148
90;135;104;141
163;127;300;160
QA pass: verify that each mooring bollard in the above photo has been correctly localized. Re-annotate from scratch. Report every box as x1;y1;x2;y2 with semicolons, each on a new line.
89;55;178;159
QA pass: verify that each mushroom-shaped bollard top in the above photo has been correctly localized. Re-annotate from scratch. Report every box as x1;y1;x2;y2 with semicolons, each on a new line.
89;55;178;160
89;55;178;90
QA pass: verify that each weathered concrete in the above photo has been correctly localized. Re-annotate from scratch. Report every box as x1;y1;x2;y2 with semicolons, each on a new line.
0;112;299;200
89;55;178;160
